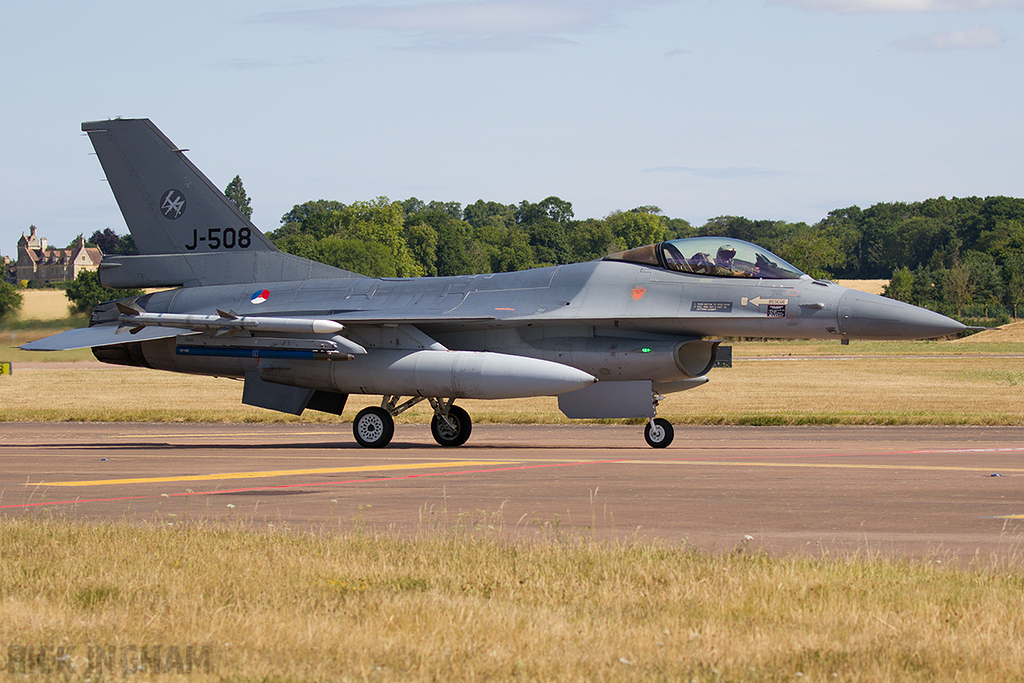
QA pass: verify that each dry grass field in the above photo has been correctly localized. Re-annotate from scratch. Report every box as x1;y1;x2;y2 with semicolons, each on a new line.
835;279;888;295
2;335;1022;425
12;289;73;321
5;518;1024;682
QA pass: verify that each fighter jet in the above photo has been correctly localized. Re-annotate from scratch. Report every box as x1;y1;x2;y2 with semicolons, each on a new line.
24;119;970;448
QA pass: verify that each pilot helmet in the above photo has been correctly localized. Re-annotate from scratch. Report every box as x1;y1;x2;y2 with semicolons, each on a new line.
717;245;736;262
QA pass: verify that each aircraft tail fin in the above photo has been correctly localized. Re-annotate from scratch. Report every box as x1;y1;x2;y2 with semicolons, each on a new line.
82;118;276;256
83;119;362;287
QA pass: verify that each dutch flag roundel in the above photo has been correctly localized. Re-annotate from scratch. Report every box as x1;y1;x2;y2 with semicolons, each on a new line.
251;289;270;305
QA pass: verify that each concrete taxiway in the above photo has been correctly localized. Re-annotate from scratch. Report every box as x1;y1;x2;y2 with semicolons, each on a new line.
2;422;1024;560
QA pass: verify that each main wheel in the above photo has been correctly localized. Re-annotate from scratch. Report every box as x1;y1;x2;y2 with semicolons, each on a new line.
644;418;674;448
353;406;394;448
430;405;472;447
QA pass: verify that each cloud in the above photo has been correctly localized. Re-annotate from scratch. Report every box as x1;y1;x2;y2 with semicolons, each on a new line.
642;166;780;179
261;2;606;33
769;0;1024;12
258;1;668;51
896;25;1004;48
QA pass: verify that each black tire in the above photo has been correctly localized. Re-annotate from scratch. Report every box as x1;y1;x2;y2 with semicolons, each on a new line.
644;418;674;448
430;405;472;447
353;406;394;448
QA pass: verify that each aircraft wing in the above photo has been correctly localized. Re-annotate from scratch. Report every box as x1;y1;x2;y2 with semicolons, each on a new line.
19;325;199;352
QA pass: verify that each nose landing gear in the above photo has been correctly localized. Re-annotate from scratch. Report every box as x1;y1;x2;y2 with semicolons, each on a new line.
644;417;674;448
642;391;674;448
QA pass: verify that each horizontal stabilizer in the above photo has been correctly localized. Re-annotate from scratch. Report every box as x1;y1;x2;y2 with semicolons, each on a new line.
19;325;197;352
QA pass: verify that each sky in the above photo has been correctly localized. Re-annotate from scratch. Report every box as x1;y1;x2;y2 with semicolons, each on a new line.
2;0;1021;252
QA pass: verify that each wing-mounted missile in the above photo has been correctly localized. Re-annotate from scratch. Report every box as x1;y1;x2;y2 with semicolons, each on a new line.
115;302;349;336
113;302;368;360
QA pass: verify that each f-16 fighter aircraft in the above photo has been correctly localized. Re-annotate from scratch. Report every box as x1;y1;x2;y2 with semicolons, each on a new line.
24;119;970;448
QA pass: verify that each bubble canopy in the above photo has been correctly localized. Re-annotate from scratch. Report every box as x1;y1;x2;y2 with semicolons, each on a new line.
604;237;806;280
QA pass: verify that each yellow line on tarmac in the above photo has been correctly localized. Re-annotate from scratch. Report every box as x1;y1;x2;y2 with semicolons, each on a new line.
630;460;1024;474
104;430;349;440
33;461;519;487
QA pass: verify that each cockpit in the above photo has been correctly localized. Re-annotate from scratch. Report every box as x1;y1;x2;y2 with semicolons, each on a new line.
603;237;806;280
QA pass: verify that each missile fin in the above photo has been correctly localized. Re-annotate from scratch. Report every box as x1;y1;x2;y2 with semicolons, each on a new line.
117;301;145;316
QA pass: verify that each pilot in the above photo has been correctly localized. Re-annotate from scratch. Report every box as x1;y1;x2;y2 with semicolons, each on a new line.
714;245;738;276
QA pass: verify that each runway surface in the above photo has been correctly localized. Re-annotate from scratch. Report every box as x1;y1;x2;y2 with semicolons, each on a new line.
2;422;1024;560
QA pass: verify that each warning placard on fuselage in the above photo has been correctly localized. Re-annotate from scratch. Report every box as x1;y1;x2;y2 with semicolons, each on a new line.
690;302;733;313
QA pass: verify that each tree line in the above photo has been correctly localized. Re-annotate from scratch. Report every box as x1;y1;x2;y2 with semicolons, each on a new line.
9;185;1018;325
266;194;1024;322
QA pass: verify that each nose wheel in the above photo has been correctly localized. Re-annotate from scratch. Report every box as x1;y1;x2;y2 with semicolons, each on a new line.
644;417;674;448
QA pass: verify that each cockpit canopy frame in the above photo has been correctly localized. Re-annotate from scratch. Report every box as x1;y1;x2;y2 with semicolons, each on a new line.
604;237;805;280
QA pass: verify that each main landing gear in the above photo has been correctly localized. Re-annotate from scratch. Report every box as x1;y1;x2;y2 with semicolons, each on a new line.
352;396;472;449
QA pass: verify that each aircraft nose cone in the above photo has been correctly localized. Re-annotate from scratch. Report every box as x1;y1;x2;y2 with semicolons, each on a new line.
837;290;967;340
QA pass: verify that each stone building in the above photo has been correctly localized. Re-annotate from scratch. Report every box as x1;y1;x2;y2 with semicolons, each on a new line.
16;226;102;284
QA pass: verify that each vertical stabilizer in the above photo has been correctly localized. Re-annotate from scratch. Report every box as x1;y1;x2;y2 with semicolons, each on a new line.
82;119;276;255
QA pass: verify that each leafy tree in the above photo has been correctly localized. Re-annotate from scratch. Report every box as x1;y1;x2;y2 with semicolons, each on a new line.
605;209;665;250
568;219;615;262
316;237;396;277
895;217;951;270
65;271;143;314
435;220;475;277
661;216;694;241
273;200;347;240
817;206;863;276
911;265;939;308
0;281;23;321
963;251;1002;306
114;233;139;255
516;197;573;266
337;198;422;276
942;263;975;317
492;226;534;272
274;233;321;261
883;267;914;303
976;219;1024;264
464;200;515;231
405;223;439;277
224;175;253;219
773;226;842;280
88;228;121;254
1002;252;1024;318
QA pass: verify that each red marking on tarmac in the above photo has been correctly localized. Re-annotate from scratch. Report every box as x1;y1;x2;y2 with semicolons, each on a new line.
644;446;1024;462
0;460;627;510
